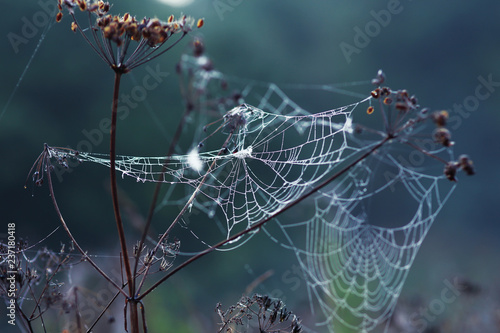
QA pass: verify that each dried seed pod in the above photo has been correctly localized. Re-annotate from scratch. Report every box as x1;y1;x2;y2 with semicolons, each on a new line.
380;87;391;96
419;107;429;119
77;0;87;11
193;38;204;57
409;95;418;106
433;128;453;147
395;102;409;112
444;162;458;182
458;154;475;175
432;110;449;127
371;88;380;99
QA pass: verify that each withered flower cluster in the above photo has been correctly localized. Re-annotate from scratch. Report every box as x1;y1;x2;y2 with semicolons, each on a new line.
56;0;203;73
175;38;245;128
429;110;475;181
216;294;302;333
369;70;475;182
444;153;475;181
0;240;79;330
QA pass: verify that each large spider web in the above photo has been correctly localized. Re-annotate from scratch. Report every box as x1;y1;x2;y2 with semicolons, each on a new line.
43;55;462;332
271;155;454;332
72;100;367;238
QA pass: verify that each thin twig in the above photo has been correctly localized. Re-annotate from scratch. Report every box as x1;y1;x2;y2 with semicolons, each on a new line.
132;102;193;292
140;300;148;333
127;32;187;71
46;149;127;296
74;287;83;333
86;289;121;332
135;133;234;296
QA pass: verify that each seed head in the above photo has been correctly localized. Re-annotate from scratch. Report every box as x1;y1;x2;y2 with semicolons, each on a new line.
433;127;453;147
444;162;458;182
458;154;475;175
56;1;203;73
432;110;449;127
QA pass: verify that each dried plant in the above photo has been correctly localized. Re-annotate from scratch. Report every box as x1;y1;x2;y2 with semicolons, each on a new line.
216;295;302;333
8;1;476;333
0;238;81;332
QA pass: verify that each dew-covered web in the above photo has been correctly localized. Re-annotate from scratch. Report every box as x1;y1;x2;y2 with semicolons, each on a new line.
269;156;455;332
42;55;468;332
73;98;369;238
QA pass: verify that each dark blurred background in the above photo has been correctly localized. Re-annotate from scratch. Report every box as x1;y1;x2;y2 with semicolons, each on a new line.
1;0;499;332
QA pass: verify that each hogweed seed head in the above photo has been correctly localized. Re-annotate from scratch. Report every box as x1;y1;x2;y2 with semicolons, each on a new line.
367;70;474;183
56;0;203;73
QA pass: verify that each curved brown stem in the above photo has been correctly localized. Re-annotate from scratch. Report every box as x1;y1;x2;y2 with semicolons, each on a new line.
109;71;139;332
110;72;133;291
45;155;126;296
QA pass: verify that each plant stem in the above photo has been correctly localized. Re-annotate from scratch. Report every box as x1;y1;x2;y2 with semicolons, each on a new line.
45;148;126;296
132;103;192;291
135;132;234;296
138;136;390;300
110;71;139;332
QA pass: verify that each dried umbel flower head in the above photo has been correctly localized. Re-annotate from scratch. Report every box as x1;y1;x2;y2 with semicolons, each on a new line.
56;0;203;73
365;70;475;183
216;294;302;333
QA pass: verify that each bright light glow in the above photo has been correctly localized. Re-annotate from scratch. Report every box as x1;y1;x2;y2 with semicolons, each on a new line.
155;0;194;7
187;148;203;172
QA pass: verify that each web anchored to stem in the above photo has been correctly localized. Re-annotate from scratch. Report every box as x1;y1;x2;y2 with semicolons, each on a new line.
30;64;474;332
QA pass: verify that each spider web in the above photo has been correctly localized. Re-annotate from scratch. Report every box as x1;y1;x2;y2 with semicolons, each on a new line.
43;55;462;332
72;100;367;238
270;154;454;332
